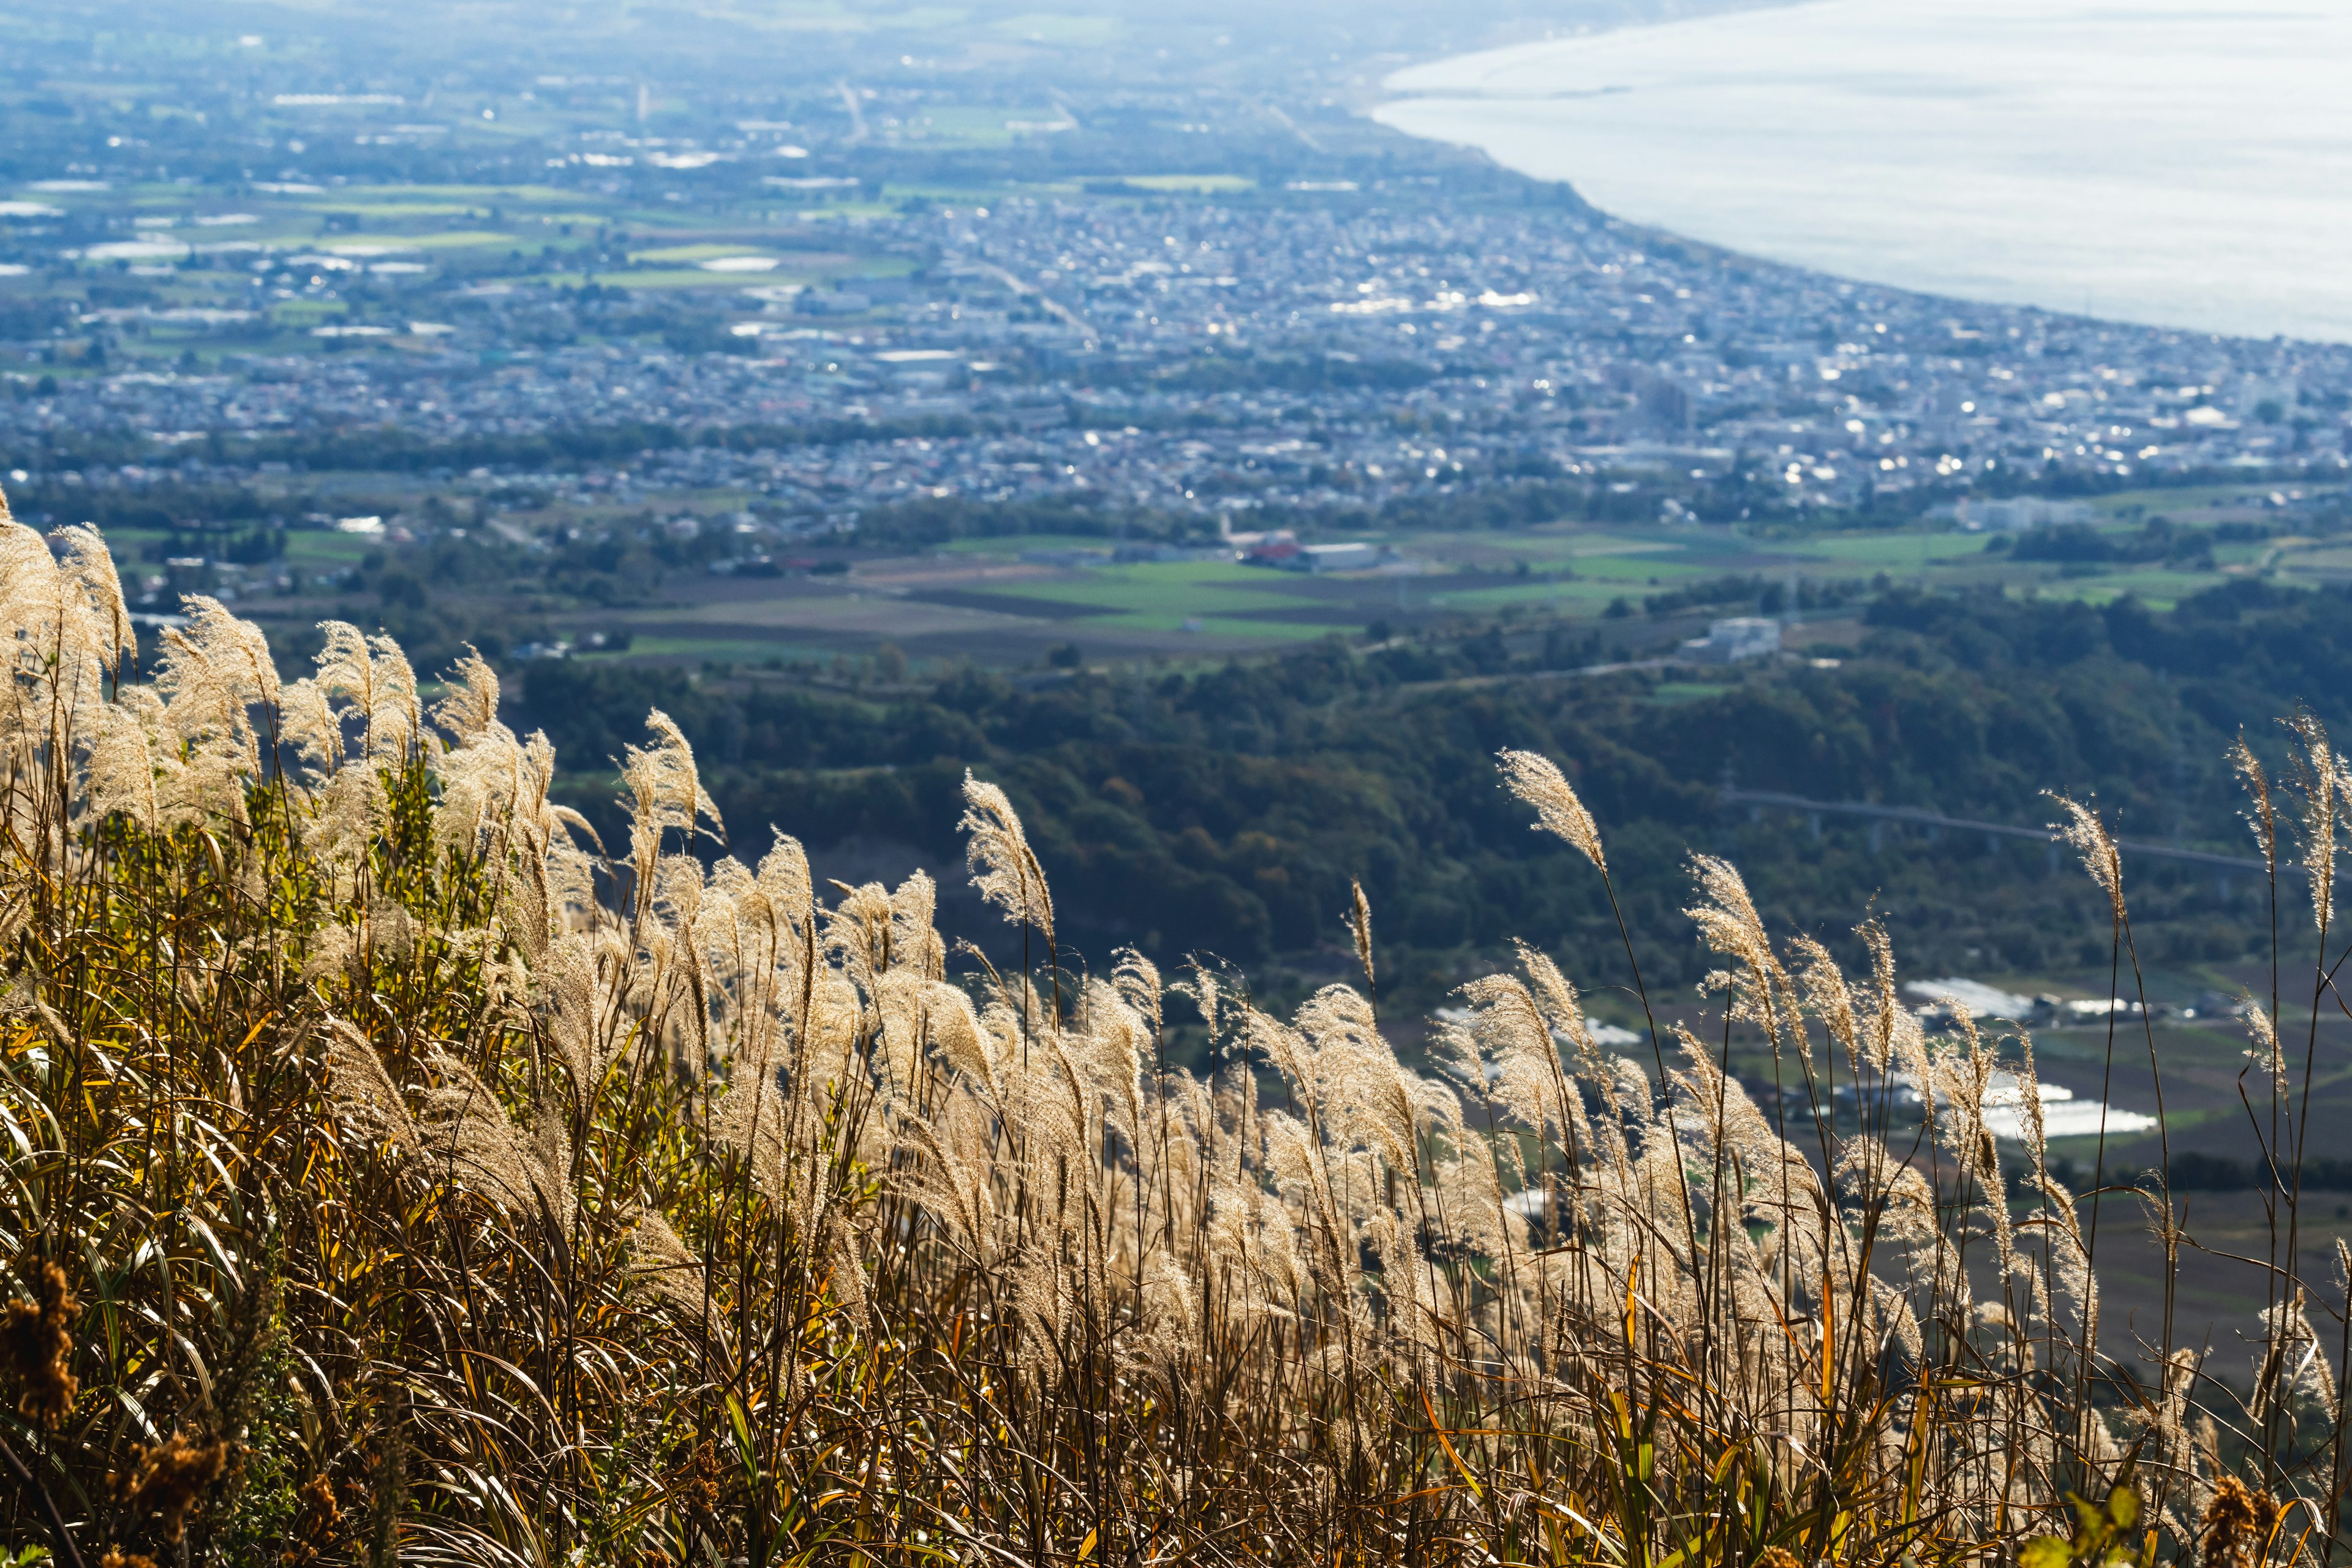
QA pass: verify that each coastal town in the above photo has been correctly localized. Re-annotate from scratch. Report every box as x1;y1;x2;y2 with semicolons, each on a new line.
4;74;2349;560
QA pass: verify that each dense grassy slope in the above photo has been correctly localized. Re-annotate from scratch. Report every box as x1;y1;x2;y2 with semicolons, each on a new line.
5;512;2346;1562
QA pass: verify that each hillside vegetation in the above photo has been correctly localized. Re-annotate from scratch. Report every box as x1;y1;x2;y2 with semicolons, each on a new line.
0;503;2345;1564
524;581;2352;1012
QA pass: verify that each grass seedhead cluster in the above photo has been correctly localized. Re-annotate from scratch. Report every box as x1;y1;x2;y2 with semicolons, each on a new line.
0;503;2345;1564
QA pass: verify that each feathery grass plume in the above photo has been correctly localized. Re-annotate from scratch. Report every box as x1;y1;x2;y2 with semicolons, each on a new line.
823;878;897;990
1132;1250;1201;1370
1856;916;1902;1071
2244;998;2288;1099
310;619;424;764
487;724;597;935
2282;712;2339;932
620;709;722;892
320;1019;420;1154
0;520;115;743
172;597;283;761
0;513;57;602
1510;946;1629;1174
55;524;132;677
431;644;501;743
1171;964;1222;1054
2253;1287;2336;1417
1292;984;1425;1182
1443;974;1555;1135
2149;1348;2201;1509
888;869;946;979
2048;793;2125;922
1344;878;1374;994
1670;1023;1820;1268
2012;1027;2055;1191
2;1259;78;1426
1111;946;1161;1034
178;595;282;718
920;974;992;1091
275;674;343;783
1926;1018;2020;1283
625;1208;708;1316
1686;853;1796;1047
871;968;938;1106
417;1048;570;1224
620;714;720;860
753;829;813;927
302;764;391;881
821;1207;875;1336
1261;1107;1357;1300
712;1044;791;1196
148;597;287;826
1078;974;1149;1143
74;696;156;831
958;771;1054;941
898;1089;1002;1261
429;712;535;865
2231;734;2278;876
1788;932;1858;1075
536;931;633;1115
1496;747;1605;870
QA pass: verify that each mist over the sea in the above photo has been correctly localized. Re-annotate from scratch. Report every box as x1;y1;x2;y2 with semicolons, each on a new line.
1378;0;2352;344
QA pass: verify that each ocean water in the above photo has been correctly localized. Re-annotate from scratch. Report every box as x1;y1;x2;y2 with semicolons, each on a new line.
1377;0;2352;344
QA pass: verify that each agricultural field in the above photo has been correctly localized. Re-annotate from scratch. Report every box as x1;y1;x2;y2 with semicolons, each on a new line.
69;481;2352;676
631;505;2331;669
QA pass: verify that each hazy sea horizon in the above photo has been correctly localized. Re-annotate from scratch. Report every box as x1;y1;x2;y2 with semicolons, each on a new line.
1377;0;2352;345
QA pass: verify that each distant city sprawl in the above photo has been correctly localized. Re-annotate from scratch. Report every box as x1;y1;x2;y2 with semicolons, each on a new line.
2;7;2348;573
6;181;2348;533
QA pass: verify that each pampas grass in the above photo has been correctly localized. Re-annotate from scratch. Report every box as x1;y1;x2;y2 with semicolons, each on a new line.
0;504;2343;1565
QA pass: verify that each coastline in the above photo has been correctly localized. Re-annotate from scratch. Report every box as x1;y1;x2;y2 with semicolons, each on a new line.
1372;0;2352;345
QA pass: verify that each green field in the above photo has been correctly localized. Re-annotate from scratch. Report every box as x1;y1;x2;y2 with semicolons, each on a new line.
940;534;1107;556
2091;481;2339;516
1797;531;2000;570
301;184;587;205
1080;612;1335;643
1423;582;1629;615
998;559;1327;619
892;513;2339;658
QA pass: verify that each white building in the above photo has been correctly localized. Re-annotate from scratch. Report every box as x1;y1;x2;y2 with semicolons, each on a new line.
1287;541;1382;573
1958;496;2095;531
1683;616;1781;663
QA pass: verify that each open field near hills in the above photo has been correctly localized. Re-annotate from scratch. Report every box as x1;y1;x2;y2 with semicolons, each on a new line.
62;486;2352;670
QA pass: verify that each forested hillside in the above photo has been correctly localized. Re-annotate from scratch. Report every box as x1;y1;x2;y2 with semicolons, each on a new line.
521;579;2350;1012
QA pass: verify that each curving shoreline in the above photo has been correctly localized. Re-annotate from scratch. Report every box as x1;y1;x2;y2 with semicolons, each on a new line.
1374;0;2352;344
